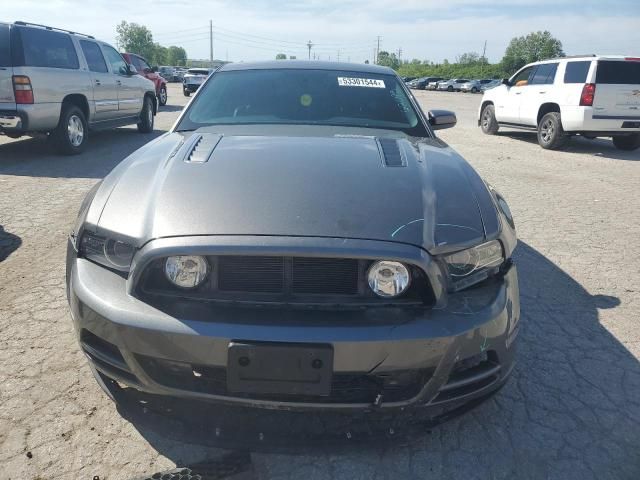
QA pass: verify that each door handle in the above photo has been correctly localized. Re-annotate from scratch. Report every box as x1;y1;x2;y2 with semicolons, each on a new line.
94;79;101;86
116;80;122;86
515;92;522;95
539;91;546;94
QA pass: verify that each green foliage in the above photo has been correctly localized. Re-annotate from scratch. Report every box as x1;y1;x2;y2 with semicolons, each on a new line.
501;31;564;75
116;21;188;66
376;51;400;69
116;21;155;61
397;58;504;80
167;46;188;66
275;53;287;60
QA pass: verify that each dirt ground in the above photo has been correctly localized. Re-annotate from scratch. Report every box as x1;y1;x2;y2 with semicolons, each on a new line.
1;83;639;480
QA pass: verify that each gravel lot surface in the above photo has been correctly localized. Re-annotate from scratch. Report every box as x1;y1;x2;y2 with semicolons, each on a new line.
1;83;639;480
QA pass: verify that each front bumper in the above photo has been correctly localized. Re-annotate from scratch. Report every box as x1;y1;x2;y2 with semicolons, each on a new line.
183;83;201;93
67;237;520;411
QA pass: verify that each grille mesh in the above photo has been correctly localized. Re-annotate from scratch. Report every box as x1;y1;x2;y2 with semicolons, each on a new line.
292;258;359;295
218;256;284;293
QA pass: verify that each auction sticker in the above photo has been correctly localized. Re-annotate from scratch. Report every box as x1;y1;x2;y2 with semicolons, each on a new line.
337;77;385;88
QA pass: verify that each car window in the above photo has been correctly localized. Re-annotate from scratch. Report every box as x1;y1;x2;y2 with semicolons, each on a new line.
102;45;128;75
563;61;591;83
179;68;428;136
530;63;558;85
596;60;640;85
511;66;534;86
80;41;108;73
133;55;151;72
16;27;79;69
0;24;10;67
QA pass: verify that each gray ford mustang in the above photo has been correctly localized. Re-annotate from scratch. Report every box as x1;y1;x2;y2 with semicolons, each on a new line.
66;61;520;412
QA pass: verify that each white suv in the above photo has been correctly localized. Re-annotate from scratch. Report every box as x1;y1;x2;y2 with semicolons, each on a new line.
478;56;640;151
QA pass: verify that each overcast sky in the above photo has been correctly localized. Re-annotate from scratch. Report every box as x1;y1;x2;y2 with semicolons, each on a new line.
4;0;640;63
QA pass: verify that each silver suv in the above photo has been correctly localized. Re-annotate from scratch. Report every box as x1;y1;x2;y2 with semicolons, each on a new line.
0;21;157;154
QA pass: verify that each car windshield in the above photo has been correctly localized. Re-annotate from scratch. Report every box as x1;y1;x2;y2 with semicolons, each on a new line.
178;68;427;135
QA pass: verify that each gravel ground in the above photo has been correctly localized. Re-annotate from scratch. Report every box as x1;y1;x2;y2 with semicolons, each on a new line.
1;83;638;480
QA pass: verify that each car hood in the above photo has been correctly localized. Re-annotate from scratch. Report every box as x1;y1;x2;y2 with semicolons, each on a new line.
89;127;497;254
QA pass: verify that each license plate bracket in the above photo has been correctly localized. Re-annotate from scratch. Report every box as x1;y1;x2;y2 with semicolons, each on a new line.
227;342;333;396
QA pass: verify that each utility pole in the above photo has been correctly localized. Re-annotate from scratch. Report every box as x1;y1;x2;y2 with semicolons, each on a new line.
209;20;213;66
307;40;313;60
481;40;487;77
337;49;340;62
397;47;402;63
375;36;382;64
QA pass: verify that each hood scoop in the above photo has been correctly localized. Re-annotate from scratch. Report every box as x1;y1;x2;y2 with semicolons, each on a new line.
378;138;405;167
184;134;223;163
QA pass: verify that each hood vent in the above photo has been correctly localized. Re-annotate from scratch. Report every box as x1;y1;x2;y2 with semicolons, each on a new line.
184;134;222;163
378;138;405;167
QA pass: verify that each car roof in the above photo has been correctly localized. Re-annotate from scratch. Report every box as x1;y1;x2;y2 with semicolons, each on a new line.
219;60;396;75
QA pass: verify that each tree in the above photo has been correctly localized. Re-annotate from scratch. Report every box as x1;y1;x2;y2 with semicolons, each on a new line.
456;52;480;65
115;21;155;61
501;31;564;75
376;51;400;69
153;44;168;65
166;46;187;66
275;53;287;60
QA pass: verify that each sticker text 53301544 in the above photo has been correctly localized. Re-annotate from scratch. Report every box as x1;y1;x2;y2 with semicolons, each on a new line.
337;77;386;88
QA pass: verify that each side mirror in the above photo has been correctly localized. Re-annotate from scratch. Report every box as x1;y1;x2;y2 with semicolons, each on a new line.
152;65;159;73
126;63;138;75
502;78;511;86
428;110;457;130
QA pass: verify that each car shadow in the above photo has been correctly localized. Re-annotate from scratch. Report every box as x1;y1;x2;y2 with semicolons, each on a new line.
108;241;639;479
0;128;164;179
497;131;639;161
0;225;21;262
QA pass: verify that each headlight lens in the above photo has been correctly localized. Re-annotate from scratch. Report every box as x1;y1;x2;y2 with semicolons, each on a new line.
164;255;209;289
79;232;135;272
367;261;411;298
443;240;504;291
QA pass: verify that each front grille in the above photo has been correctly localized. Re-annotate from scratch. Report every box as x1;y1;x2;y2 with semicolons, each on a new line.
139;255;434;307
218;256;285;293
137;354;431;404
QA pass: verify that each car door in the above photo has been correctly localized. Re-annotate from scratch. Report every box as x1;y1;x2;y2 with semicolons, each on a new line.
496;66;535;123
101;44;143;117
519;63;559;126
79;40;118;121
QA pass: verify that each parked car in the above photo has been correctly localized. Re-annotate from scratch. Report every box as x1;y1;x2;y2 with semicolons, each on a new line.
426;79;447;90
402;76;418;83
480;79;501;92
121;53;168;106
182;68;212;96
158;66;178;82
437;79;470;92
459;79;495;93
67;60;519;414
0;21;157;154
410;76;445;90
479;55;640;150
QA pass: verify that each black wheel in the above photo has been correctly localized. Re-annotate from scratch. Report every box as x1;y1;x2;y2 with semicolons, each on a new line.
480;104;499;135
137;96;154;133
471;87;478;93
51;104;88;155
158;85;167;106
183;89;191;97
537;112;568;150
612;134;640;151
447;85;453;92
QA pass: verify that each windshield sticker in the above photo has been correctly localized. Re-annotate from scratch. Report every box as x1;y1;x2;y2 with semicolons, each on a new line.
337;77;386;88
300;93;313;107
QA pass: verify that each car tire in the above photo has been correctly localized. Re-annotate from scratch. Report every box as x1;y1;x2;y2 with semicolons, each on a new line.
612;134;640;151
480;104;499;135
471;87;478;93
51;104;88;155
183;89;191;97
137;96;154;133
447;85;453;92
537;112;568;150
158;85;167;106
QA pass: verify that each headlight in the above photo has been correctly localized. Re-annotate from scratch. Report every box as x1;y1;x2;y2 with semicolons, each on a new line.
443;240;504;291
79;231;135;272
164;255;209;289
367;261;410;298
